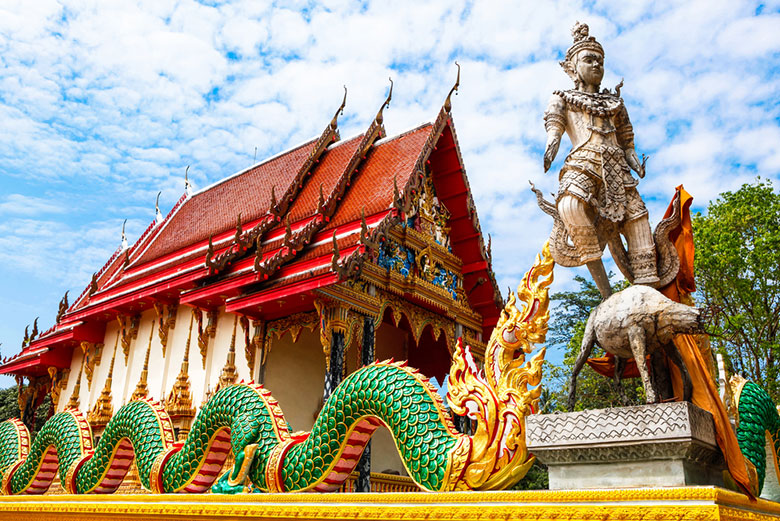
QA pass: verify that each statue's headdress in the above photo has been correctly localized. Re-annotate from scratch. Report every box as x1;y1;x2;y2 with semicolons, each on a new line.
560;22;604;82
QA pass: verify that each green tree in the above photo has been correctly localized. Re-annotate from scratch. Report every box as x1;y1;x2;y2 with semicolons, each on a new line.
546;275;643;412
0;385;52;439
0;386;20;423
693;179;780;402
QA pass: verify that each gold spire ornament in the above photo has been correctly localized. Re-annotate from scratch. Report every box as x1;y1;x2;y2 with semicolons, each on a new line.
66;348;87;410
216;315;240;393
166;312;197;439
130;324;154;401
88;333;119;426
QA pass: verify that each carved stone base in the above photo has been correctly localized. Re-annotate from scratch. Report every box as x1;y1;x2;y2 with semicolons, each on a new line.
526;402;727;490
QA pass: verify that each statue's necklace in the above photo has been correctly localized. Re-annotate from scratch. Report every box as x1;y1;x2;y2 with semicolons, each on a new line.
554;89;623;118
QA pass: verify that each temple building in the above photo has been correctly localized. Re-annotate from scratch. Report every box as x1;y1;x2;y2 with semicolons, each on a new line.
0;82;502;491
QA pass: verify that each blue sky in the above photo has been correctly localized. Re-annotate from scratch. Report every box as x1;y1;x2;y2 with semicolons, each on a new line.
1;1;779;381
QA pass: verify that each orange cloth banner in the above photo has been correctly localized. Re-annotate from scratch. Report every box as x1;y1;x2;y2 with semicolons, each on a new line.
584;186;752;497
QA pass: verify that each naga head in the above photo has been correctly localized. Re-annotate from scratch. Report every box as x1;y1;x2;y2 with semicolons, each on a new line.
445;242;554;490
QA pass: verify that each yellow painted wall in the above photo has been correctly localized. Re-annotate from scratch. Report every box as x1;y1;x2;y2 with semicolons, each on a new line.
263;327;325;432
370;320;409;475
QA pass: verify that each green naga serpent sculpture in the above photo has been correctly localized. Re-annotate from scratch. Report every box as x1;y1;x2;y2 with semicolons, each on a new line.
0;246;553;495
730;373;780;496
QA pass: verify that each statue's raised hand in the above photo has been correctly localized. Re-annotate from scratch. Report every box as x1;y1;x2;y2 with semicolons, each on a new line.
544;136;561;172
626;149;645;178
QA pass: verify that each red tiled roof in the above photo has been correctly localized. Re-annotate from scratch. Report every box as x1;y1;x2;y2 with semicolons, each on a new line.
136;139;318;264
283;135;364;224
323;125;432;232
54;107;500;333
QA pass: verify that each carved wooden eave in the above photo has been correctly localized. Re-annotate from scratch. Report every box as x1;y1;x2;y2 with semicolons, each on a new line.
249;81;393;285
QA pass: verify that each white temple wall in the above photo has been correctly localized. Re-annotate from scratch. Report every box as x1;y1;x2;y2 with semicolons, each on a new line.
58;305;411;476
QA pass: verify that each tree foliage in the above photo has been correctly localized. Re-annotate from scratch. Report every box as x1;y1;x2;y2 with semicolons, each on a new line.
693;179;780;401
0;386;52;440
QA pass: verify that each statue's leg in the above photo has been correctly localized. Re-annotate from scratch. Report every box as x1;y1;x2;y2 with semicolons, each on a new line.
623;191;659;285
568;311;597;411
627;326;657;403
558;195;611;298
613;356;630;406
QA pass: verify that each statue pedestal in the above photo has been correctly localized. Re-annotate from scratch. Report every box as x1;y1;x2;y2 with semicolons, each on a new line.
526;402;727;490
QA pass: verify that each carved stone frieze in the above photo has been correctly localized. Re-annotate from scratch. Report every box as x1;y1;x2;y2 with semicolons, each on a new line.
527;401;717;448
527;402;726;490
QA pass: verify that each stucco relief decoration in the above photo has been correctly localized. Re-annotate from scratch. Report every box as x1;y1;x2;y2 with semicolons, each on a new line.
118;314;140;365
81;341;103;391
154;302;177;357
195;309;218;369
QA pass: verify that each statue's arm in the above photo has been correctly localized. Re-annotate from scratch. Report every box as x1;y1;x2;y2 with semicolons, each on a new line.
543;94;565;172
615;104;645;178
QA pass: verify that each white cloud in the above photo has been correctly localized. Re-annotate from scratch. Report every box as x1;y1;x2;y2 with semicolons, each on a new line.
0;194;65;216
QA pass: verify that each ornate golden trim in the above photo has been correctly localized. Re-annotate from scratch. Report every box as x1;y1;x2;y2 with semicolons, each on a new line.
118;314;140;365
81;342;103;391
195;309;218;369
65;353;86;410
264;439;297;493
3;487;780;520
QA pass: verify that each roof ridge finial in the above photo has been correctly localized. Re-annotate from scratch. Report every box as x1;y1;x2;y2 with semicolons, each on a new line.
444;61;460;113
330;85;348;131
155;191;163;224
184;165;193;196
375;77;393;126
121;219;128;251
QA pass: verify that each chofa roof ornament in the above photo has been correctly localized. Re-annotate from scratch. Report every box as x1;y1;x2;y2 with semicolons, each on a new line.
444;61;460;114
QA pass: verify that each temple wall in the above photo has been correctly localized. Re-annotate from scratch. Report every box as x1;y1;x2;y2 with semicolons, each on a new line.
57;306;423;476
264;328;325;432
58;306;258;414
